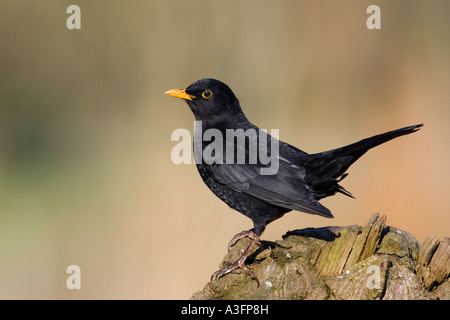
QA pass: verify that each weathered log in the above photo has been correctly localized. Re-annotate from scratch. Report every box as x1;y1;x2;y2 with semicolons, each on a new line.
192;213;449;300
417;236;450;291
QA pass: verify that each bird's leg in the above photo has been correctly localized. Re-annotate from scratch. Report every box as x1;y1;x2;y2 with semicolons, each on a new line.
212;234;261;287
227;228;259;251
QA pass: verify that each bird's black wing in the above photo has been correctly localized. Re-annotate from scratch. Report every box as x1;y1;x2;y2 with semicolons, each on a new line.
205;156;333;218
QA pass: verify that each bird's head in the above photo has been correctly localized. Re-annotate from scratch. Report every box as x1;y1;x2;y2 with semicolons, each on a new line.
165;78;243;121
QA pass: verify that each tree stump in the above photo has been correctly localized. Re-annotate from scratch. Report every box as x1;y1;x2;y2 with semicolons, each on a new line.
192;213;449;300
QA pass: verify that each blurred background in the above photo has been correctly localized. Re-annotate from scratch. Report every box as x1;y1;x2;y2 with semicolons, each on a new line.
0;0;449;299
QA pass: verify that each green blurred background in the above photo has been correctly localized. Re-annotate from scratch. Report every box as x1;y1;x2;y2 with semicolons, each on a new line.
0;0;449;299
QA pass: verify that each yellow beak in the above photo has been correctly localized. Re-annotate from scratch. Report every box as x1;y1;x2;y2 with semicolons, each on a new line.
164;88;195;101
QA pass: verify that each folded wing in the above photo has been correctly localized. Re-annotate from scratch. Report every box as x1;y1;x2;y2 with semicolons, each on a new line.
206;156;333;218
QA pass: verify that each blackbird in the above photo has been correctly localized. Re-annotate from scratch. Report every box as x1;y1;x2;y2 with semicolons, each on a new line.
165;78;422;285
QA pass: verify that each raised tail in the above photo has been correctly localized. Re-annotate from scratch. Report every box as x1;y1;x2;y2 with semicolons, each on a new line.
324;124;422;165
306;124;423;199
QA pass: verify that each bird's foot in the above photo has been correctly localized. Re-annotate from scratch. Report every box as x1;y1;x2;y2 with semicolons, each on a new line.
213;233;261;287
227;229;259;252
211;255;260;287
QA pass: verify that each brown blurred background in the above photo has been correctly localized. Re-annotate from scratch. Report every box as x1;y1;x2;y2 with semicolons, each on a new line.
0;0;449;299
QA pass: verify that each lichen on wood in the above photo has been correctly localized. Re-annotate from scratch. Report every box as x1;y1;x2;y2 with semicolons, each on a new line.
192;213;449;300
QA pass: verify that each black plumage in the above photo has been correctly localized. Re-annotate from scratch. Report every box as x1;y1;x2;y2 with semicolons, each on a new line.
165;78;422;285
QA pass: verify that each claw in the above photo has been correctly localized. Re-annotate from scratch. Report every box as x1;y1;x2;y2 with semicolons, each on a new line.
213;232;261;287
211;257;260;287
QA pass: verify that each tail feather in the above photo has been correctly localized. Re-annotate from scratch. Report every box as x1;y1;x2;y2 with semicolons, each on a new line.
306;124;423;199
327;124;423;165
336;184;354;198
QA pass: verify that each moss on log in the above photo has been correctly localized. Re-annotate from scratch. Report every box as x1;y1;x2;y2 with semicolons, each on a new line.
192;213;449;300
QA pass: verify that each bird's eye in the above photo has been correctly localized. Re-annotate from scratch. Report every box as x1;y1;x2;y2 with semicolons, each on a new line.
202;90;213;99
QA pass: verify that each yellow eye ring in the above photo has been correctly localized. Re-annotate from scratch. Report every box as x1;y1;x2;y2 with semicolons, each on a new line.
202;90;213;99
